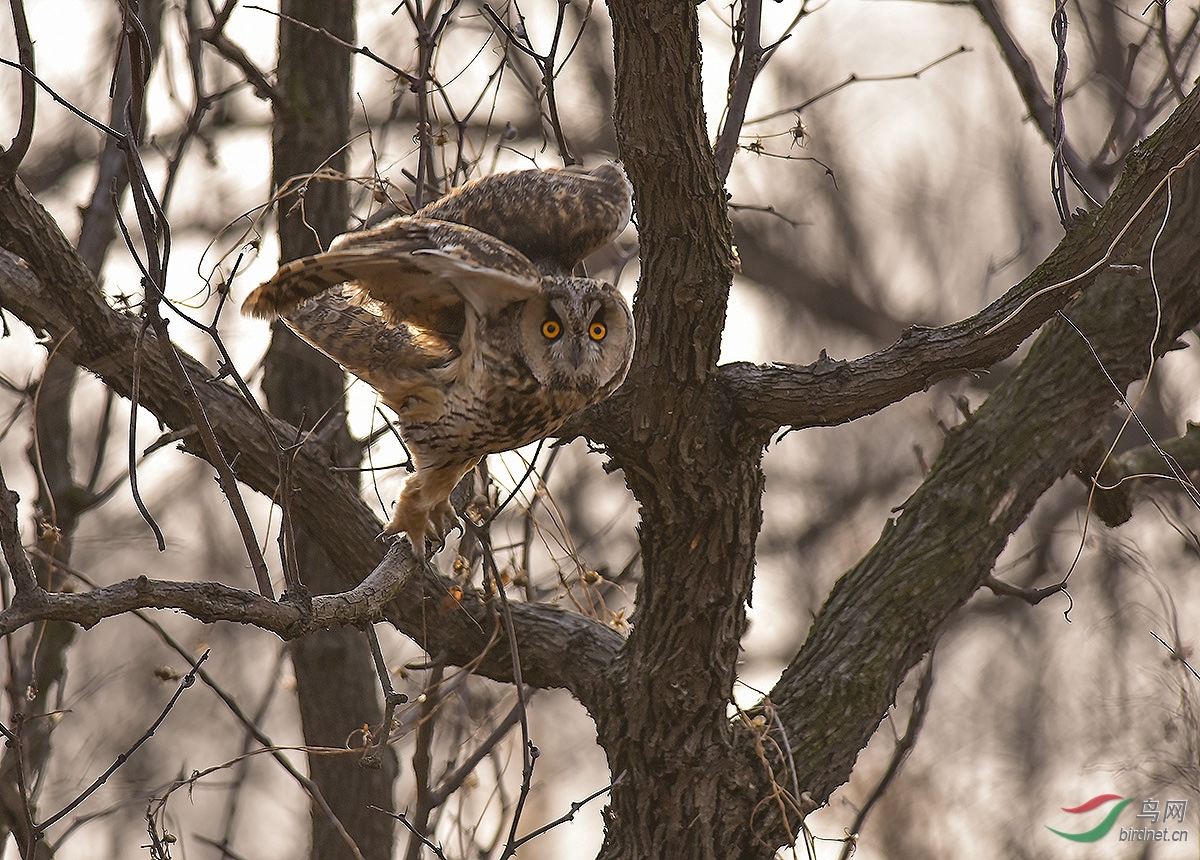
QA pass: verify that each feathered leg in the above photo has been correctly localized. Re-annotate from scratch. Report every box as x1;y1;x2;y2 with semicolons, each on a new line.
383;458;478;559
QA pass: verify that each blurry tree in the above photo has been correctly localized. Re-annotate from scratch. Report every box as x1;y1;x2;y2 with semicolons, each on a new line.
1;1;1200;860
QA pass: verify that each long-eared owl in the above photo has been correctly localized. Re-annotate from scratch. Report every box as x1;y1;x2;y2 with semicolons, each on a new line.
243;163;635;558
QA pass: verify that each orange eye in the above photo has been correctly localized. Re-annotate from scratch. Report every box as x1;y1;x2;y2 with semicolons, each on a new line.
589;322;607;341
541;319;562;339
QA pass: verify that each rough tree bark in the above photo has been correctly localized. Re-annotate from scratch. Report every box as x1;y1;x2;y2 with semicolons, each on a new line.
2;3;1200;859
589;5;1200;858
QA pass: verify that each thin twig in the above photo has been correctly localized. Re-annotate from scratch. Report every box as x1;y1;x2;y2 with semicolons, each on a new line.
405;0;437;209
371;806;449;860
479;0;576;163
428;701;523;805
509;772;625;850
838;654;935;860
1150;630;1200;683
0;0;37;178
747;46;970;124
246;4;417;83
402;658;442;860
478;530;537;860
363;623;408;765
0;57;121;140
214;646;287;854
540;0;577;165
12;714;39;858
114;122;274;594
120;599;365;860
35;650;210;834
715;0;765;182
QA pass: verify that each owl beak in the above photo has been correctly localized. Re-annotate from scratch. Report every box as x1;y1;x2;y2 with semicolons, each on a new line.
565;340;583;368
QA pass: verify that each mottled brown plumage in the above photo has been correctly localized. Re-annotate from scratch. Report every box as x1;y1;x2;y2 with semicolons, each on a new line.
415;163;633;275
244;163;634;558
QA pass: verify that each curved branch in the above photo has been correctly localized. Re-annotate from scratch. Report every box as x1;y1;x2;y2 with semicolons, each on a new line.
723;88;1200;436
0;527;626;702
0;0;36;178
0;532;417;639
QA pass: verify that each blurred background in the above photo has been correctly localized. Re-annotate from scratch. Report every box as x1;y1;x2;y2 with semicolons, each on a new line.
2;0;1199;857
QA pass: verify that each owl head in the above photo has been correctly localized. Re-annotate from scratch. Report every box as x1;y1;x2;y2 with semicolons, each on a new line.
519;276;634;397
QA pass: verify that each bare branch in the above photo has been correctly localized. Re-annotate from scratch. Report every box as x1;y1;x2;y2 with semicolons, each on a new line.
246;3;417;83
747;45;970;124
201;29;284;104
0;544;418;638
36;650;209;835
362;622;409;766
508;772;623;851
838;655;935;860
972;0;1108;203
721;98;1200;436
983;574;1067;605
715;0;765;181
372;805;449;860
0;57;121;141
0;0;36;178
116;136;274;596
0;463;38;596
139;617;365;860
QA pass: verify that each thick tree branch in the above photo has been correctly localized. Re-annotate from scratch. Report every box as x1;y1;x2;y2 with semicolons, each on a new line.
611;1;736;389
722;87;1200;436
761;88;1200;816
0;534;625;699
0;541;415;638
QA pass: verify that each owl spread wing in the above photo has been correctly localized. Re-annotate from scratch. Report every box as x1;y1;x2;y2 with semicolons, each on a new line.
242;218;544;329
277;286;454;408
415;162;632;275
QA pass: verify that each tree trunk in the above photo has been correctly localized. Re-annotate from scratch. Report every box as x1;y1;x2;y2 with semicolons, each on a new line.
264;2;397;857
591;2;777;856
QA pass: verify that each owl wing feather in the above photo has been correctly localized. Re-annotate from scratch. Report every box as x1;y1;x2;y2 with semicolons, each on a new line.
276;287;453;411
415;162;632;275
242;218;543;329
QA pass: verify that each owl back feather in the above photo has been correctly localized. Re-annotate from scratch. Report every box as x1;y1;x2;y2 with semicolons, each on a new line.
416;163;632;275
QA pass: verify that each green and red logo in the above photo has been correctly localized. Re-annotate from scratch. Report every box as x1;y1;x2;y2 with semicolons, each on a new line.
1048;792;1190;843
1047;794;1133;842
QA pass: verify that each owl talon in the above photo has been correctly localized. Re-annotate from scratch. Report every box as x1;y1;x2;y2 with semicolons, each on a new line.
427;501;460;544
